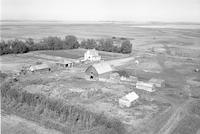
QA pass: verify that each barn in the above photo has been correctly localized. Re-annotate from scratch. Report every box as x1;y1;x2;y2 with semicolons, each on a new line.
85;62;113;80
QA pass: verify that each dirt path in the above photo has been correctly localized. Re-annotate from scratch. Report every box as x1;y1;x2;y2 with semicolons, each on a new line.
157;99;191;134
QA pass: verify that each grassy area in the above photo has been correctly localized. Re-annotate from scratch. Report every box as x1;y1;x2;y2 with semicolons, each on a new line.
171;115;200;134
39;48;126;60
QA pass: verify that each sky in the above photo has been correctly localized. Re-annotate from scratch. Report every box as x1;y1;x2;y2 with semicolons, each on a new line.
1;0;200;22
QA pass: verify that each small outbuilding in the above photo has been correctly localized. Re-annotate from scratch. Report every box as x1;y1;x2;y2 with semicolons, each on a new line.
85;62;113;80
29;64;51;72
56;60;73;68
119;92;139;108
84;49;101;61
149;78;165;88
136;81;155;92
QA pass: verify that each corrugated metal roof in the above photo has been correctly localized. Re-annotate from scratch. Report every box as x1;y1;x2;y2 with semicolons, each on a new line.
149;78;164;84
56;60;73;64
123;92;139;102
29;64;50;71
92;62;113;75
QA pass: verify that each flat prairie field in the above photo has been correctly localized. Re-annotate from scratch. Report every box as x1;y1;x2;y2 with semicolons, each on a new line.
1;21;200;50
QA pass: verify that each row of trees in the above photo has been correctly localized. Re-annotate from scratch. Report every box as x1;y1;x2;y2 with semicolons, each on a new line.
0;35;132;55
80;38;132;54
0;35;79;55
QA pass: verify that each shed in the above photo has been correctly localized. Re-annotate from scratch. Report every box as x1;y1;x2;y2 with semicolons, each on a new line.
119;92;139;107
85;62;113;80
149;78;165;88
136;81;155;92
29;64;51;72
56;60;73;68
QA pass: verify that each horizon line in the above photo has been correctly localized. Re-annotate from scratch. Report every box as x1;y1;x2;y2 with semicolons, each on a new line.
1;19;200;24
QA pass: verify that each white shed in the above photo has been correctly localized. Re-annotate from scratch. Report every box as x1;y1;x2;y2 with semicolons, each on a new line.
119;92;139;108
56;60;73;68
149;78;165;88
136;81;155;92
29;64;51;72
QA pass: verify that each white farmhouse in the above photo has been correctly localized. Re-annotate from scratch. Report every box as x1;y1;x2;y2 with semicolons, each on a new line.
84;49;101;61
119;92;139;108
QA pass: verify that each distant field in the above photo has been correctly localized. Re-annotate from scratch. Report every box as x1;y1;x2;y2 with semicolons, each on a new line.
39;48;127;60
1;21;200;51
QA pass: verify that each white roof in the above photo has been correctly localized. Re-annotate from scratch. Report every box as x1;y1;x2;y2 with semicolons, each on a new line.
149;78;164;84
85;49;99;56
92;62;113;75
122;92;139;102
136;81;154;88
57;60;73;64
29;64;50;71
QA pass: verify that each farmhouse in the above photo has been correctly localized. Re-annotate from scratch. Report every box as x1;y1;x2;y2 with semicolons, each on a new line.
136;81;155;92
119;92;139;108
84;49;101;61
85;62;113;80
149;78;165;88
56;60;73;68
29;64;51;72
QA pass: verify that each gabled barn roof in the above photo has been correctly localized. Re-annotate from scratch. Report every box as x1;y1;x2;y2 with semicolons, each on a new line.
91;62;113;75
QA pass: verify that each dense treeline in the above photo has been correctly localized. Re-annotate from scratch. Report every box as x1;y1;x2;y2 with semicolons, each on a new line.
0;36;132;55
0;35;79;55
1;76;126;134
80;38;132;54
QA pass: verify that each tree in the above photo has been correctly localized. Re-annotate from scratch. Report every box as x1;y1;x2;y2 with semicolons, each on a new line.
11;39;29;54
42;36;63;50
0;41;10;55
26;38;34;46
64;35;79;49
80;39;97;49
120;40;132;54
102;39;114;52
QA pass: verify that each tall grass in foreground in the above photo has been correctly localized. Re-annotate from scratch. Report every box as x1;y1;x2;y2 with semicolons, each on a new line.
0;75;126;134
